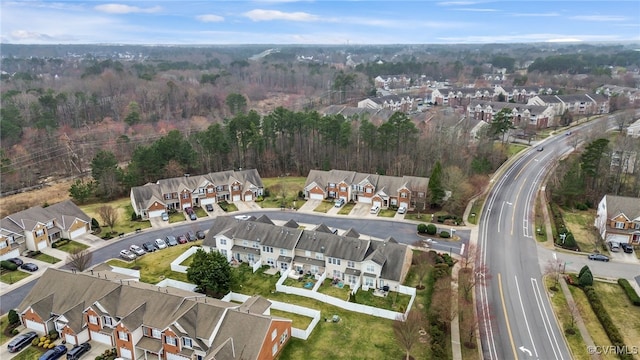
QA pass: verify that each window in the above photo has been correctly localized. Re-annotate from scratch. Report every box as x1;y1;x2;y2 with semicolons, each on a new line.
305;250;311;257
220;249;227;257
347;261;355;268
365;277;374;286
45;221;54;229
366;264;375;273
615;222;625;229
272;343;278;356
0;242;6;249
118;331;128;341
262;246;273;253
219;239;227;245
182;193;189;199
315;253;323;260
35;229;44;237
165;336;177;346
233;185;240;191
243;240;248;246
418;192;425;198
271;329;277;341
328;257;341;265
103;316;113;327
88;315;98;325
340;186;347;192
280;329;288;344
152;328;161;339
328;183;336;188
400;192;408;198
365;188;373;194
216;186;223;191
280;249;287;256
207;188;214;193
182;337;193;348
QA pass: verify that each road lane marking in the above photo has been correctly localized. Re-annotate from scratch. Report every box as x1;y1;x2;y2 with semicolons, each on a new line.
498;273;519;360
531;278;564;360
515;275;538;357
511;179;526;236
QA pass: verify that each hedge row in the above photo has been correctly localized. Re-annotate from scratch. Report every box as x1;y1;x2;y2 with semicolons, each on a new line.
617;278;640;306
0;260;18;271
582;286;634;360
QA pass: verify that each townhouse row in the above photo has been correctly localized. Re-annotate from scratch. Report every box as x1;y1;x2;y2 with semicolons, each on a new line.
203;215;413;291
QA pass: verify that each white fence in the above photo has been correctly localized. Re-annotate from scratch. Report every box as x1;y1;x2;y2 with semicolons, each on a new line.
156;278;197;292
170;246;201;273
221;292;320;340
252;259;262;273
109;266;140;279
276;269;416;321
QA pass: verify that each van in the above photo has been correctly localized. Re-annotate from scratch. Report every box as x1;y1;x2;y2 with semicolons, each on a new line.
370;205;379;214
608;241;621;252
66;343;91;360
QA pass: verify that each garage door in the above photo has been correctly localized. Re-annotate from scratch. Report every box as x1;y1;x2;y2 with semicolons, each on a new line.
232;195;241;202
373;200;382;208
119;347;132;359
309;193;323;200
37;240;47;250
77;330;89;344
65;333;77;345
90;331;112;345
245;194;253;201
399;201;409;209
25;320;45;333
357;196;372;204
148;210;165;218
167;352;190;360
607;234;628;244
70;227;86;239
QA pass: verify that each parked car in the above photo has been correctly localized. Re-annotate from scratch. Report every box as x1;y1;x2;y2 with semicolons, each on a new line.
334;198;345;208
39;344;67;360
66;342;91;360
608;241;621;252
7;331;38;353
185;207;194;215
397;206;407;214
177;235;188;244
161;212;169;221
165;235;178;246
620;243;633;254
588;253;609;262
129;244;145;256
142;242;158;252
154;238;167;249
370;205;380;214
20;263;38;272
7;257;24;266
120;249;136;261
196;230;206;239
189;212;197;221
205;204;214;212
187;231;197;242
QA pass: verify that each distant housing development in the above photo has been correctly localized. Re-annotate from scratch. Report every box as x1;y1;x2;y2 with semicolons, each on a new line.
130;169;263;219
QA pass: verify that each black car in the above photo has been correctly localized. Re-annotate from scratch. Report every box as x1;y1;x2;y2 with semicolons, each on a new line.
187;231;197;242
7;257;24;266
66;342;91;360
7;331;38;353
39;344;67;360
205;204;214;212
196;230;206;239
620;243;634;254
20;263;39;272
142;242;158;252
588;253;609;262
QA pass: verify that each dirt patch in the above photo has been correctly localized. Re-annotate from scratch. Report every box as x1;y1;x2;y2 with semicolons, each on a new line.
0;179;74;217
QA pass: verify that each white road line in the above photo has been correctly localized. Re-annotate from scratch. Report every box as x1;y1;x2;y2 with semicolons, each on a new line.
498;201;505;232
531;278;564;360
515;275;538;358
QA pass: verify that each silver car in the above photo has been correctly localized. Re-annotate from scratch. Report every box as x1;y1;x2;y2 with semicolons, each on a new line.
120;249;136;261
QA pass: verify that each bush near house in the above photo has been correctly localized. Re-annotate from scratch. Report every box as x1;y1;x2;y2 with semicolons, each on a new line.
0;261;18;271
617;278;640;306
426;224;437;235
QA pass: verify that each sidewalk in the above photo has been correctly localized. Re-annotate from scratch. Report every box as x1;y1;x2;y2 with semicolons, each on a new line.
558;276;600;360
450;261;463;360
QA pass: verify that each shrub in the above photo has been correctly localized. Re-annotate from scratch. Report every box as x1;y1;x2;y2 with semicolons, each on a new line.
131;212;138;221
8;309;20;324
11;328;19;335
578;265;590;279
297;190;304;199
575;203;588;211
582;286;632;359
0;260;18;271
440;231;450;238
578;268;593;286
617;278;640;306
417;223;428;234
426;224;437;235
264;189;271;197
48;343;55;349
255;196;264;202
91;218;100;230
32;338;39;346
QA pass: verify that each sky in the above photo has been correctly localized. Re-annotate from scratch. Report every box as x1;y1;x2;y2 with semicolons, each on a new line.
1;1;639;45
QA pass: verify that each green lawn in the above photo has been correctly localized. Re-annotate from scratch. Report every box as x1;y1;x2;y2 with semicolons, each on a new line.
562;210;600;252
313;201;334;213
337;202;355;215
0;270;32;284
10;346;43;360
179;254;195;267
544;278;590;359
261;177;306;209
567;285;616;360
507;143;528;157
592;281;640;350
80;198;151;235
194;207;208;218
378;209;396;218
55;240;89;253
467;199;484;225
270;309;313;329
355;288;411;312
317;279;351;301
535;196;548;242
168;212;186;224
33;253;60;264
0;314;9;345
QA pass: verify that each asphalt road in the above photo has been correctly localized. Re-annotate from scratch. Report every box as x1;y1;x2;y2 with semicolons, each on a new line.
477;117;619;360
0;211;467;314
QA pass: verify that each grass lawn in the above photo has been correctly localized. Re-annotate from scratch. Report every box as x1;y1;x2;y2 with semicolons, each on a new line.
317;279;351;301
467;199;484;225
544;278;590;360
592;281;640;349
179;254;195;267
55;240;89;253
567;284;617;360
0;270;32;284
507;143;528;157
221;203;238;212
261;177;306;209
106;242;202;283
283;276;315;289
0;313;8;345
562;210;600;252
337;202;355;215
33;252;60;264
80;198;152;235
356;288;411;312
459;270;480;360
313;201;334;213
378;209;396;218
10;346;43;360
535;196;548;242
270;309;313;329
194;207;208;218
169;212;186;224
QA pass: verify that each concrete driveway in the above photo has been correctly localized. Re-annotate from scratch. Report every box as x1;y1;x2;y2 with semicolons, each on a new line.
608;249;640;264
350;203;372;217
298;199;321;212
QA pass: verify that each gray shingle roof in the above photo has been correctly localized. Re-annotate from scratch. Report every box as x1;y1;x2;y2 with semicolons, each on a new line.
605;195;640;221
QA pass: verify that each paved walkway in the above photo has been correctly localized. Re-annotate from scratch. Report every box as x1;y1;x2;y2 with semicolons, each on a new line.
558;276;600;360
450;262;463;360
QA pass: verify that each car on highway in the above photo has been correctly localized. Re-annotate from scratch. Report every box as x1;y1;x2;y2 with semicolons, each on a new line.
588;253;609;262
154;238;167;249
161;212;169;221
142;242;157;252
129;244;146;256
205;204;214;212
7;331;38;353
66;342;91;360
39;344;67;360
165;235;178;247
120;249;136;261
620;243;633;254
7;257;24;266
20;263;39;272
177;234;188;244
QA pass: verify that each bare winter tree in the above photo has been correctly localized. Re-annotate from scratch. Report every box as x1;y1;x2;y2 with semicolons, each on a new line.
565;300;581;334
459;263;491;302
67;248;93;272
544;258;564;290
460;302;480;349
460;243;477;270
430;276;456;330
97;205;119;234
393;309;424;360
413;251;433;290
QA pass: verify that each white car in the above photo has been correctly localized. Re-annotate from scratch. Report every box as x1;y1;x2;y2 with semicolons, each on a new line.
370;205;380;214
161;212;169;221
119;249;136;261
129;244;145;256
154;238;167;249
397;206;407;214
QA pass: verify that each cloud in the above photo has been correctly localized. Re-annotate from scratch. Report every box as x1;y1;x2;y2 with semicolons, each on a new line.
243;9;319;21
10;30;55;41
196;14;224;22
570;15;627;22
437;1;480;6
512;12;560;17
94;4;162;14
454;8;498;12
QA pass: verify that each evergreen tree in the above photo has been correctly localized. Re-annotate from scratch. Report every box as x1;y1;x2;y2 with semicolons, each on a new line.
429;161;445;208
